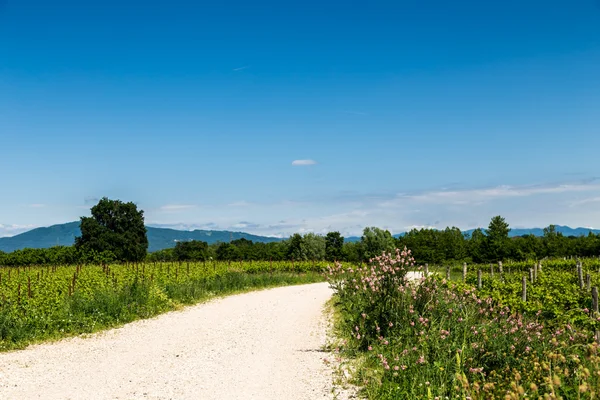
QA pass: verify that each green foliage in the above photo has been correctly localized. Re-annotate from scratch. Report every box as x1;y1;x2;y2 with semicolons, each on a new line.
301;233;326;261
486;215;511;261
0;260;327;350
325;232;344;261
4;215;600;267
361;227;395;260
215;242;241;261
75;197;148;262
286;233;305;261
327;250;600;399
173;240;209;261
342;241;363;263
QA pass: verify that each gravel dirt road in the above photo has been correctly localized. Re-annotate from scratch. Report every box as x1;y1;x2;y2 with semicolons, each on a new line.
0;283;347;400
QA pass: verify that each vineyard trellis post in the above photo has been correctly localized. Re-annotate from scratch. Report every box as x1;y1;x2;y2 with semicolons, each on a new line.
462;263;467;283
490;263;493;279
445;266;450;281
522;276;527;302
586;274;591;292
477;269;482;289
592;287;598;317
577;261;584;289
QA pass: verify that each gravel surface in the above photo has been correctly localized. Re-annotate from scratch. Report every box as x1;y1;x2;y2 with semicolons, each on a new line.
0;283;347;400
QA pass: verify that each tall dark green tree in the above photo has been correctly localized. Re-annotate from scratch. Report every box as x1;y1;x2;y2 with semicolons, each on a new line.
215;242;240;261
485;215;511;261
325;231;344;261
230;238;255;260
302;233;326;261
361;227;396;261
468;228;488;263
173;240;209;261
75;197;148;262
286;233;306;261
543;225;567;257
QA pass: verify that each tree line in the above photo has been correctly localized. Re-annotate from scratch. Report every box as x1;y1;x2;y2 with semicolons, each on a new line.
148;216;600;264
1;198;599;267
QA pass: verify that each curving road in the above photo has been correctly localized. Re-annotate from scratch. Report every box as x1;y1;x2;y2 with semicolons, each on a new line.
0;283;344;400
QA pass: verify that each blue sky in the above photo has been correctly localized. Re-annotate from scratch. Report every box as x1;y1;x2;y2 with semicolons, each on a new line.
1;0;600;238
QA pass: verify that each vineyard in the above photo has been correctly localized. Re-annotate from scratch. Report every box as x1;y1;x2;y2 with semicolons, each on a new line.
0;260;327;350
4;253;600;398
327;253;600;399
436;259;600;330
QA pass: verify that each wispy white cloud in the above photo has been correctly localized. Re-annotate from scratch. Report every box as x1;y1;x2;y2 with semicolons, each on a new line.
0;224;36;238
18;178;596;239
147;222;218;231
159;204;197;212
228;201;252;207
569;197;600;207
403;224;438;231
381;180;600;207
233;65;250;71
292;159;317;166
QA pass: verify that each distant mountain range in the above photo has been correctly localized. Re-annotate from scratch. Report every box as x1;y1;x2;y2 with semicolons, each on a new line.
345;225;600;242
1;222;599;253
463;226;600;238
0;222;281;253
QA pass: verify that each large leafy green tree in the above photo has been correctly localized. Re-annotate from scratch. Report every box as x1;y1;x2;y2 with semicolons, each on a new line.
230;238;255;260
441;227;467;261
215;242;241;261
342;241;363;263
543;224;567;257
485;215;511;261
361;227;396;261
173;240;209;261
302;233;326;261
75;197;148;262
325;231;345;261
468;228;488;263
286;233;306;261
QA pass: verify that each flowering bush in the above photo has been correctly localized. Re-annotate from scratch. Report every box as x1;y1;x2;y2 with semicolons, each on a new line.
327;248;600;399
326;248;416;350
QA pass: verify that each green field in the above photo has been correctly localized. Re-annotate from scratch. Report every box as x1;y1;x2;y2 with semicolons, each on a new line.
0;260;327;350
328;254;600;399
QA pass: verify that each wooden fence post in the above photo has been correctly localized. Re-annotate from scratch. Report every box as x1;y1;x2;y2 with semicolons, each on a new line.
578;262;584;289
462;263;467;283
522;276;527;302
446;266;450;280
424;263;429;277
529;268;534;283
490;263;494;279
498;261;503;275
586;274;591;292
592;287;598;316
533;263;538;282
477;269;482;289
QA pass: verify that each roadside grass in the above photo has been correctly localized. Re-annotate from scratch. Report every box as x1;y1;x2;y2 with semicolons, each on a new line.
0;270;324;351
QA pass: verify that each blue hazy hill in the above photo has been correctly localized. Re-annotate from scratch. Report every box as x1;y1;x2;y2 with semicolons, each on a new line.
0;222;281;253
345;225;600;242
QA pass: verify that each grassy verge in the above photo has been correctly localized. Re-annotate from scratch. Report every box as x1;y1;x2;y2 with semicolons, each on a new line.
326;252;600;399
0;271;324;351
